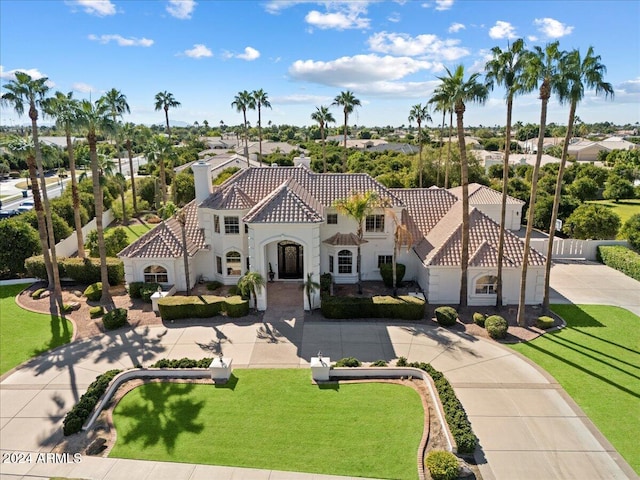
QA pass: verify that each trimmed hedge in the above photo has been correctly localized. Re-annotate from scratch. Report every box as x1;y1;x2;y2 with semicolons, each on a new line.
334;357;362;367
103;308;128;330
157;295;249;321
320;273;332;294
425;450;459;480
151;357;213;368
84;282;102;301
598;245;640;282
206;281;223;291
434;306;458;327
536;316;555;329
472;312;486;327
379;263;406;288
485;315;508;339
63;369;121;436
128;281;144;299
140;283;161;303
25;255;124;285
320;295;425;320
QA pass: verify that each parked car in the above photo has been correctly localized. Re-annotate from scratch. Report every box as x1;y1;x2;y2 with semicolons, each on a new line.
17;200;34;213
0;209;19;220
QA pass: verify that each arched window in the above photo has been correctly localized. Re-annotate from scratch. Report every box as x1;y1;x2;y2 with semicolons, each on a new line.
338;250;352;274
226;251;242;276
475;275;498;294
144;265;168;283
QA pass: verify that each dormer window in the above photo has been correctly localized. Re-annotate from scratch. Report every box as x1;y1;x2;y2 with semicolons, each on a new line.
327;213;338;225
224;216;239;234
365;214;385;233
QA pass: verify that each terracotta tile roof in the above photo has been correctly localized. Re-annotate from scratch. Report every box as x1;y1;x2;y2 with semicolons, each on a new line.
322;232;368;246
243;178;324;223
448;183;524;205
201;184;255;210
118;201;205;259
391;188;458;241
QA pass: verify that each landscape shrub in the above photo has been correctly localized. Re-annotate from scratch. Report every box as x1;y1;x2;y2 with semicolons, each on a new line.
140;283;162;303
84;282;102;301
31;288;46;299
320;295;425;320
379;263;406;287
61;304;75;314
24;255;61;281
598;245;640;282
485;315;508;339
157;295;249;321
473;312;486;327
89;306;104;319
128;281;144;299
370;360;388;367
206;281;223;291
25;256;124;285
536;316;555;329
228;285;239;295
396;356;408;367
151;357;212;369
320;273;332;294
425;451;459;480
103;308;128;330
334;357;362;367
63;369;121;436
434;306;458;327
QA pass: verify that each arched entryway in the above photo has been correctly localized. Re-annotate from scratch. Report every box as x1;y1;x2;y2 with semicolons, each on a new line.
277;241;304;279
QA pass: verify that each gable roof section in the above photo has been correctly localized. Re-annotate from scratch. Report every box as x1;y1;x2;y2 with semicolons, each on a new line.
448;183;524;205
323;232;368;246
118;201;205;259
202;183;255;210
390;188;458;242
243;178;324;223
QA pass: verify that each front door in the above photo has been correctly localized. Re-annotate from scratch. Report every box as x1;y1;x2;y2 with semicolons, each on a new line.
278;241;303;279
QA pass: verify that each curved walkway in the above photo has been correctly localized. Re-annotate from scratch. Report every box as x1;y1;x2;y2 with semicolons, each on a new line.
1;275;637;479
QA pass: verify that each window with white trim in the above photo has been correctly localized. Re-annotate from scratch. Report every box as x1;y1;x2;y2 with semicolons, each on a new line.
327;214;338;225
224;216;239;234
329;255;334;273
226;251;242;275
338;250;352;274
144;265;168;283
475;275;498;294
365;214;385;233
377;255;393;268
214;215;220;233
216;256;222;274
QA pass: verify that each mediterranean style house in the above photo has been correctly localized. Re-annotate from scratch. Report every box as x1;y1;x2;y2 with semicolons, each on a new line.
118;156;545;310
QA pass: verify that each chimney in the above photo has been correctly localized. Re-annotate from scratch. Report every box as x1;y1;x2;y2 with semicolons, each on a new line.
293;153;310;169
192;160;212;203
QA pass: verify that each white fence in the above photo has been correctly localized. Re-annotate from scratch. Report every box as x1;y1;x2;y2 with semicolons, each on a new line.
55;209;114;258
530;238;629;261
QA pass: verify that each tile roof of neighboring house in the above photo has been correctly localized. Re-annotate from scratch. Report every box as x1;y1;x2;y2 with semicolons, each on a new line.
118;201;205;259
448;183;524;205
203;184;255;210
322;232;368;246
243;178;325;223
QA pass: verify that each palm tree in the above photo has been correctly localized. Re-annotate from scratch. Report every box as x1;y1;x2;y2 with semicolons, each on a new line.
485;38;530;308
252;89;271;164
43;91;85;257
429;86;454;188
99;89;130;223
176;208;191;296
231;90;254;163
333;191;380;294
75;99;116;306
238;271;265;311
434;65;489;307
145;135;174;206
154;91;181;139
302;273;321;312
542;47;614;310
517;42;563;326
1;72;63;309
408;104;432;187
311;106;335;173
332;91;361;172
121;122;138;213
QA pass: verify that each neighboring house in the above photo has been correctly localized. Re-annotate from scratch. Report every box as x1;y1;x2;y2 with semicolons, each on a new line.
179;153;263;177
119;158;545;310
473;150;561;172
567;136;637;162
521;137;564;154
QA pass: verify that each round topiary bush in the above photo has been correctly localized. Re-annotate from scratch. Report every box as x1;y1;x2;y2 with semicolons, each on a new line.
473;312;486;327
536;316;555;329
434;306;458;327
89;305;104;319
425;450;459;480
103;308;128;330
485;315;508;339
84;282;102;301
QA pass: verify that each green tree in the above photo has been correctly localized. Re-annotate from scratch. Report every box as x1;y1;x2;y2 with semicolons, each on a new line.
603;175;635;202
429;83;454;187
302;273;320;312
104;227;130;257
408;103;432;187
173;169;195;206
620;214;640;251
252;89;271;164
237;271;265;311
231;90;254;162
154;91;181;139
565;204;621;239
567;177;599;201
121;122;139;213
311;106;335;173
485;38;530;308
332;91;361;172
21;210;72;244
0;219;40;278
532;193;579;231
146;135;175;205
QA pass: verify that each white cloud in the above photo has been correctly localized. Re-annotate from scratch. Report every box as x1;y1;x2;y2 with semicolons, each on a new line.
388;12;401;23
166;0;196;19
72;82;94;93
534;18;574;38
489;20;517;39
88;34;154;47
528;35;538;42
183;44;212;58
619;77;640;94
367;31;469;61
0;66;48;81
305;3;370;30
273;94;332;105
421;0;454;11
448;22;465;33
66;0;116;16
237;47;260;61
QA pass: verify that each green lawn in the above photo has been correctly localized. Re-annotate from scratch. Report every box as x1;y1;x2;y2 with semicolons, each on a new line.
106;223;156;243
587;199;640;227
510;305;640;474
110;369;424;479
0;284;73;375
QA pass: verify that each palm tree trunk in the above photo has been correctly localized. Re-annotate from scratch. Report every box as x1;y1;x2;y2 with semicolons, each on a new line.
437;111;445;186
445;110;453;188
321;125;327;173
418;120;423;188
517;85;550;326
456;105;469;307
496;95;514;308
343;111;348;172
543;100;577;310
127;141;138;213
258;105;263;165
66;128;85;258
116;142;127;224
27;155;54;285
243;110;249;164
164;108;171;138
180;220;191;296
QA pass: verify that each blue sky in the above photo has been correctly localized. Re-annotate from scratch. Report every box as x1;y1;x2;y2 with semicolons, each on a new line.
1;0;639;129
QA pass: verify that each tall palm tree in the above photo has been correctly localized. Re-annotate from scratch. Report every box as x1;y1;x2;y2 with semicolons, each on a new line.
542;47;614;310
333;191;380;294
145;135;174;206
176;208;191;296
408;104;432;187
429;87;454;188
100;89;130;223
43;91;86;257
75;99;116;306
517;41;563;326
231;90;254;163
332;91;361;172
1;72;63;309
121;122;138;213
311;106;335;173
154;91;181;139
252;89;271;164
434;65;489;307
485;38;530;308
